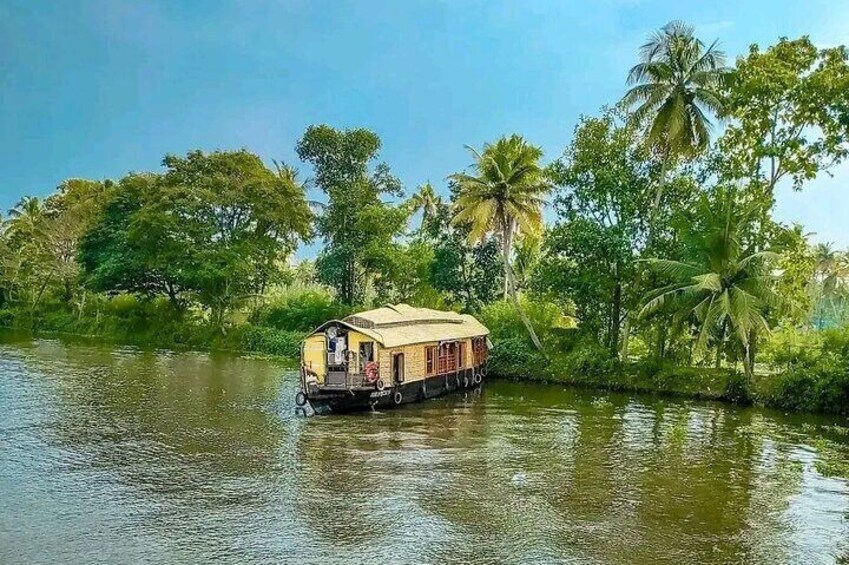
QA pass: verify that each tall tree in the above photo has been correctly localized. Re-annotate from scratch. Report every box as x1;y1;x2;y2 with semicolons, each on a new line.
7;196;47;237
3;197;54;318
418;194;501;311
79;173;183;303
811;242;849;328
640;193;781;379
622;20;727;210
43;179;114;300
296;125;408;304
717;38;849;204
511;232;542;293
164;150;312;327
539;109;692;355
771;224;816;325
449;135;550;350
80;151;312;329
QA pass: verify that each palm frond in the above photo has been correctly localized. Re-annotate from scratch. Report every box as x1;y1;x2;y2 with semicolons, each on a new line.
642;258;703;279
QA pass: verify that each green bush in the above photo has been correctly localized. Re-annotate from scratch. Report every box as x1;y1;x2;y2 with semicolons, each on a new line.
479;297;570;347
254;288;350;332
238;325;304;358
822;327;849;359
0;308;12;327
642;363;750;403
104;293;143;317
761;365;848;414
488;336;548;379
757;326;849;414
761;325;824;369
559;341;619;378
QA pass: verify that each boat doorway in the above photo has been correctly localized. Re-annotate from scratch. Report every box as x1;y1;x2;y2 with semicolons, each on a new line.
392;353;405;384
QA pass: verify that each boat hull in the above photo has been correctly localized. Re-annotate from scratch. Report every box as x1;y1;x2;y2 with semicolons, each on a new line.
304;367;484;414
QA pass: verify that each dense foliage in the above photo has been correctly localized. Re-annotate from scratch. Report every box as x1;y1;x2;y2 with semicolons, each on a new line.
3;26;849;414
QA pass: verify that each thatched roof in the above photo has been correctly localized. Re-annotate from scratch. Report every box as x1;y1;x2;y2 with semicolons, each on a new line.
312;304;489;348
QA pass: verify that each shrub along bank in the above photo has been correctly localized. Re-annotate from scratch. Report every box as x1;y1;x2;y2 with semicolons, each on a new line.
486;328;849;416
0;289;330;359
487;339;750;404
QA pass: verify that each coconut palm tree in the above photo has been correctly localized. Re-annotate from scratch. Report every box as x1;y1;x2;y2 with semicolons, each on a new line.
622;20;728;210
512;231;542;292
7;196;47;238
408;182;442;230
449;135;550;350
814;243;843;293
812;242;849;327
639;195;780;379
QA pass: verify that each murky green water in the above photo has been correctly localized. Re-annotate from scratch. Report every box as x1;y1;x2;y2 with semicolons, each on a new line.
1;333;849;564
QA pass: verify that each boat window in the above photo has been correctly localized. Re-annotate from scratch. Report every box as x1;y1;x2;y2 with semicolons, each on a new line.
458;341;465;368
358;341;374;372
360;341;374;362
472;336;488;364
425;346;437;375
438;342;459;374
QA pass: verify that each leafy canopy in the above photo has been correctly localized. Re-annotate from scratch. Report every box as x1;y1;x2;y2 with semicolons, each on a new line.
80;150;312;327
296;125;407;304
717;37;849;200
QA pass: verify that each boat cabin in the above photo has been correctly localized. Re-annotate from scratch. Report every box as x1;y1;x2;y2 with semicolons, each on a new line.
299;304;490;409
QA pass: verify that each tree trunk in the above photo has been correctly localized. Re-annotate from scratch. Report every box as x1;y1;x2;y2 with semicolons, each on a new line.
647;152;673;249
656;322;667;359
349;257;356;305
609;276;622;356
78;290;86;321
30;271;54;324
503;252;510;299
501;223;543;351
715;319;728;369
166;283;181;310
742;343;753;381
743;329;757;383
620;314;630;361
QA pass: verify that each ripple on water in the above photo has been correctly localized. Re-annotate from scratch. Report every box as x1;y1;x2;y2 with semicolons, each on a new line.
1;336;849;564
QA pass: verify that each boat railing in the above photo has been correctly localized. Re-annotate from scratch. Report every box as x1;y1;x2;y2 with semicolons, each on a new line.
323;350;372;390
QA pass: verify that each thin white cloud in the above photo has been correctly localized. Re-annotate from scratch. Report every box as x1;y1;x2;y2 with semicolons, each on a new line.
696;20;735;39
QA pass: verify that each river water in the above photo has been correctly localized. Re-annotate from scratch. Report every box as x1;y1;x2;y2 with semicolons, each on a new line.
1;333;848;564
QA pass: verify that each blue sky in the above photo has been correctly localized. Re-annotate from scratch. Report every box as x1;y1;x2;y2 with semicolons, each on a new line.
2;0;847;256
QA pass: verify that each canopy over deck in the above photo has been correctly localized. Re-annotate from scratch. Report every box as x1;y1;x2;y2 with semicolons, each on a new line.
311;304;489;349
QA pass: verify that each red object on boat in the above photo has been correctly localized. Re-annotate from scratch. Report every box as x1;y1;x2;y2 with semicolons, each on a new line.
364;361;380;383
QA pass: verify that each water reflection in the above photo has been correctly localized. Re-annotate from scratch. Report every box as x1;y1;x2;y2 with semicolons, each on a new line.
1;333;848;564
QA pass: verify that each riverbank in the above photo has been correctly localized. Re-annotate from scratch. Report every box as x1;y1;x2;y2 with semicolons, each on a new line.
0;301;306;359
0;323;303;363
488;343;849;417
4;309;848;417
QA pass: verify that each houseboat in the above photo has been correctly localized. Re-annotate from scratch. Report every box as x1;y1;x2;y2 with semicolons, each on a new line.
296;304;490;414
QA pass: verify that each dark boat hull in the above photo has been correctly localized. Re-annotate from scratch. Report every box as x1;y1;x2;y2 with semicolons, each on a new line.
305;367;484;414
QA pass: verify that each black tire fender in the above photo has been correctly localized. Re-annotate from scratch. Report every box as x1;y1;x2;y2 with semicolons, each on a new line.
474;372;482;385
376;378;385;391
394;391;403;405
295;391;308;407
